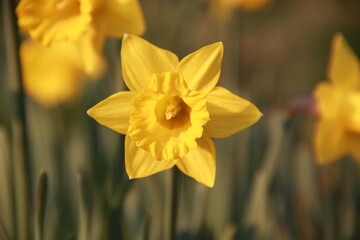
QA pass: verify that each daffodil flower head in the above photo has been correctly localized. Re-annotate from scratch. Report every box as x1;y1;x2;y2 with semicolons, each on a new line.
88;34;262;187
16;0;145;76
313;33;360;164
20;40;86;107
210;0;272;19
16;0;145;46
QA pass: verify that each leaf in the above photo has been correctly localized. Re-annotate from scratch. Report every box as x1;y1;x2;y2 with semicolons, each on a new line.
34;170;48;240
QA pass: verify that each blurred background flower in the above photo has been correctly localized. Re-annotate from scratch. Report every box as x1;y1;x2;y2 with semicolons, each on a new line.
16;0;145;45
16;0;145;106
20;39;91;107
209;0;273;19
313;33;360;164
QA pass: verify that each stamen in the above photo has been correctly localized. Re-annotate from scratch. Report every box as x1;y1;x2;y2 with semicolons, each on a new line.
165;111;173;120
165;104;179;120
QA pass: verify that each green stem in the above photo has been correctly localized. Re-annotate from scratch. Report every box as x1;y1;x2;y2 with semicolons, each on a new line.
77;172;91;240
0;220;10;240
143;215;152;240
165;168;180;240
2;0;31;239
34;170;48;240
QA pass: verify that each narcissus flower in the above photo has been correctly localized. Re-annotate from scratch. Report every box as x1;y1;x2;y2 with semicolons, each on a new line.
313;33;360;164
20;40;91;107
210;0;272;18
16;0;145;74
88;35;262;187
16;0;145;45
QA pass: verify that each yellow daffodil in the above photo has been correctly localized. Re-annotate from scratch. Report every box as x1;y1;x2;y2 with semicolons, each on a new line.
20;40;90;107
16;0;145;46
210;0;272;18
221;0;271;11
16;0;145;75
313;33;360;164
88;34;262;187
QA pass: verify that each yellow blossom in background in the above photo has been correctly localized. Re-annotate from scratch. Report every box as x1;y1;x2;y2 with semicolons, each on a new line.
16;0;146;75
219;0;272;11
88;34;262;187
210;0;272;18
313;33;360;164
20;40;88;107
16;0;145;45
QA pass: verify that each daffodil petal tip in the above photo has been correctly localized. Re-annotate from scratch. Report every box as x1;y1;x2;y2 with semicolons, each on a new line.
123;33;129;38
86;108;95;117
129;175;132;180
259;112;264;117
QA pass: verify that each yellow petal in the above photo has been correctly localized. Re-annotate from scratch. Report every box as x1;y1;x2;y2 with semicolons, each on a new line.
77;28;106;78
347;133;360;163
125;135;176;179
204;87;262;138
313;82;343;120
313;119;347;164
87;91;137;134
20;40;84;107
177;42;223;93
342;92;360;132
95;0;145;38
16;0;93;46
211;0;271;16
176;134;216;187
121;34;179;92
147;72;189;95
328;33;360;90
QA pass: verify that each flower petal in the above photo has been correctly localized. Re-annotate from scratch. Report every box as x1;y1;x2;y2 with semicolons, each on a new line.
211;0;271;16
95;0;145;38
314;82;343;120
177;42;223;93
313;119;347;164
176;134;216;187
328;33;360;90
16;0;93;46
77;28;106;78
121;34;179;92
342;92;360;132
87;91;137;134
125;135;176;179
20;40;85;107
204;87;262;138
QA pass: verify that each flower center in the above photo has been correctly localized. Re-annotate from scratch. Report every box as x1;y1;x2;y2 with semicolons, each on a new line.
155;95;191;130
165;99;182;120
128;72;210;161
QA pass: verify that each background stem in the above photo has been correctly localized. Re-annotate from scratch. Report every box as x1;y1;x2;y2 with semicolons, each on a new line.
164;168;180;240
2;0;32;239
